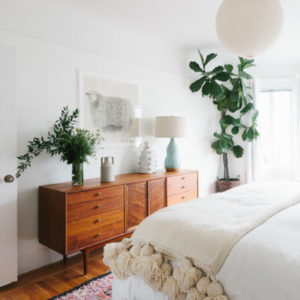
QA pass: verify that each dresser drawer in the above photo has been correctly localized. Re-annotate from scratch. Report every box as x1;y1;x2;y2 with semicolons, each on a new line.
67;221;124;252
67;185;124;205
167;172;198;196
67;195;123;221
67;209;124;236
167;190;198;206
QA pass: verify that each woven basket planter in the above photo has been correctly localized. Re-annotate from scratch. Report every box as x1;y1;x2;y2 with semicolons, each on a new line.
216;178;240;192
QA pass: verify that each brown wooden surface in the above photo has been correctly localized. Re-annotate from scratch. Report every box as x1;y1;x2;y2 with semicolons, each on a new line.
39;170;198;274
67;195;123;221
126;181;148;230
67;221;124;253
148;178;166;215
40;170;196;193
66;185;124;205
0;249;109;300
67;209;124;236
81;231;133;275
167;189;198;206
167;172;198;196
83;249;89;275
39;188;66;254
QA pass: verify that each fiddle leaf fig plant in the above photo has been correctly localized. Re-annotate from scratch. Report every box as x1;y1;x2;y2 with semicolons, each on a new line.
189;51;259;181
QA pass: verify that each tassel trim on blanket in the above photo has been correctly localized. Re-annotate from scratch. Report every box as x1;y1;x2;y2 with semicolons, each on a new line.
103;238;228;300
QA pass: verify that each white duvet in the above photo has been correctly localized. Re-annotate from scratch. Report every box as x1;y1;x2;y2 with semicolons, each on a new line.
132;182;300;275
113;182;300;300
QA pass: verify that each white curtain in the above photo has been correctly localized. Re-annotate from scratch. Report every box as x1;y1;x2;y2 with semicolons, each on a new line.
248;76;299;182
244;77;262;183
292;76;300;180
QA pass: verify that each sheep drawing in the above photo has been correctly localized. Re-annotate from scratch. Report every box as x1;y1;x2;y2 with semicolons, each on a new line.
86;91;133;133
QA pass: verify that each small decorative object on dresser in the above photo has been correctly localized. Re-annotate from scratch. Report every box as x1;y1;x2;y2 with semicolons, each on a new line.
155;116;187;172
101;156;115;182
16;107;103;185
138;141;158;174
39;170;198;274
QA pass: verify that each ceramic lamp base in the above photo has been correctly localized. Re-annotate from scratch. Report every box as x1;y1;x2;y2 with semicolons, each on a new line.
165;167;179;172
164;138;180;171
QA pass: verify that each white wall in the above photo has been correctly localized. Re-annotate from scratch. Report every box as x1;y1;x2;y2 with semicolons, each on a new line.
0;2;224;275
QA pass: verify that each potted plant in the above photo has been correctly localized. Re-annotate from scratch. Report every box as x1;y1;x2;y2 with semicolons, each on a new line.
189;51;259;192
16;106;103;185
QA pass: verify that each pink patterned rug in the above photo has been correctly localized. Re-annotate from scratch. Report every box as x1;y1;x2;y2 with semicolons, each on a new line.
49;271;113;300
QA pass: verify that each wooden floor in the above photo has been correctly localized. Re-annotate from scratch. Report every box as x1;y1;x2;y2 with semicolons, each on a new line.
0;249;109;300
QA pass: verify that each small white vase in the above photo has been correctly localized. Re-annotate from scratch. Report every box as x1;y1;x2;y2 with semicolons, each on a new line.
101;156;115;182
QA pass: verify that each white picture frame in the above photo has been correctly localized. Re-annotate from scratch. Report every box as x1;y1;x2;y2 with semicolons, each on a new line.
78;71;139;144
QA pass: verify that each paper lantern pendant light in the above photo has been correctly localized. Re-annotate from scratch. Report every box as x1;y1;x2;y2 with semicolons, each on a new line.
216;0;284;57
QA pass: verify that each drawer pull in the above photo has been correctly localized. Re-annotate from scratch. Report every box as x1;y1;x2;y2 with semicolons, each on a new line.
95;218;102;223
181;177;185;180
95;233;102;237
181;186;185;189
181;196;185;200
95;192;102;196
95;204;102;209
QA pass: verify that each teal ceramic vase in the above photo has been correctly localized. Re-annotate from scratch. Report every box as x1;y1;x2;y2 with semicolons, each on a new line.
165;138;180;171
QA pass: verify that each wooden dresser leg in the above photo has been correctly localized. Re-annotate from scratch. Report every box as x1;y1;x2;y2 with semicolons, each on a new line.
83;249;89;275
63;255;67;264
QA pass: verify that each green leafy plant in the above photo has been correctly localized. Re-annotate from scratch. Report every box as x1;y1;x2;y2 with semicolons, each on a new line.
16;106;103;178
189;51;259;181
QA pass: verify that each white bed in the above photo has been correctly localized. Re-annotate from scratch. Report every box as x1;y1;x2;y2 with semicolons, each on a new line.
107;182;300;300
113;202;300;299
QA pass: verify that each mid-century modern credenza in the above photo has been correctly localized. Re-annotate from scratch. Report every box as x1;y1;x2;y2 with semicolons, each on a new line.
39;170;198;274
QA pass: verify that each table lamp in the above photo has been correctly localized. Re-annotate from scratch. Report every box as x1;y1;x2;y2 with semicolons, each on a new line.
129;105;143;148
155;116;187;172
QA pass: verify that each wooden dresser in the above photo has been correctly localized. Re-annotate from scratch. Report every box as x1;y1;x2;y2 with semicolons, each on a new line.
39;170;198;274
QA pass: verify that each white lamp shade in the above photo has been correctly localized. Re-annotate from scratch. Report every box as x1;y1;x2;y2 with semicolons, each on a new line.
216;0;283;57
155;116;187;138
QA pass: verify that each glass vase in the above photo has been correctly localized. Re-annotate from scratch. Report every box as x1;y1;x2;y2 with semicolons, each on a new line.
72;162;83;186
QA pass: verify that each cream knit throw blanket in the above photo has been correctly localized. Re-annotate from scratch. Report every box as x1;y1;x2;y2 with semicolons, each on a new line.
104;182;300;299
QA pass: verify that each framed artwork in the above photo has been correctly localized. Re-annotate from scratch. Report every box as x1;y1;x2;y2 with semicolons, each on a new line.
79;72;139;143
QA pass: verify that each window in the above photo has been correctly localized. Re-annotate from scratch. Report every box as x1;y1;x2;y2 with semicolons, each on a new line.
258;88;295;180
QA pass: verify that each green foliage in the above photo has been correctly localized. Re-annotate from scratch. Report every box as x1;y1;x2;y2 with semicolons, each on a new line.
189;61;203;73
189;77;206;92
16;106;103;178
232;145;244;158
189;51;259;179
